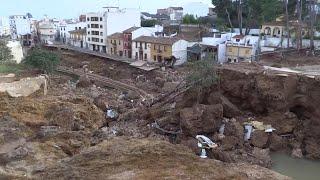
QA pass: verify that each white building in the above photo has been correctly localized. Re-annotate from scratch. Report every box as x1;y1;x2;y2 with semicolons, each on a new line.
58;21;86;44
0;17;11;36
86;7;140;53
9;15;32;39
38;20;57;44
6;41;24;64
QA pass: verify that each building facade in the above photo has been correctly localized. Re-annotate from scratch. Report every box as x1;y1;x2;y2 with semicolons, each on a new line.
86;7;140;53
38;21;57;44
132;36;188;65
69;29;87;48
225;35;259;63
0;17;11;36
107;32;124;56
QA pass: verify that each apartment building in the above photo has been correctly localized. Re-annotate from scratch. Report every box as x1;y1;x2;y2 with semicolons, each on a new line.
38;20;57;44
9;15;32;39
0;17;11;36
86;7;140;53
59;21;86;44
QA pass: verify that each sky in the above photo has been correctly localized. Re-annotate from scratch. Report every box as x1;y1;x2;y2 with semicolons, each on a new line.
0;0;212;20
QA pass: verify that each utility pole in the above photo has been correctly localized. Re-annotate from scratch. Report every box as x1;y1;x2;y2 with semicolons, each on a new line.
238;0;243;35
310;0;316;51
296;0;303;50
285;0;290;49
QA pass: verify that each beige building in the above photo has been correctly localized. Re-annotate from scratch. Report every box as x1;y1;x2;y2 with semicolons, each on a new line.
261;21;309;38
107;32;124;56
225;35;259;63
69;29;87;48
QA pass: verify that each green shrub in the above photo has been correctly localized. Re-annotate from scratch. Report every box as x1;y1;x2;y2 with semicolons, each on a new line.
23;48;60;73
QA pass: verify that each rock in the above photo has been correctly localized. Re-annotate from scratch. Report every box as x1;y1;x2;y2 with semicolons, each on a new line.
76;75;92;88
46;105;75;131
221;95;242;118
224;121;244;140
269;134;284;151
291;148;303;159
180;104;223;136
221;136;242;151
162;82;179;93
252;147;272;168
304;139;320;159
250;131;269;148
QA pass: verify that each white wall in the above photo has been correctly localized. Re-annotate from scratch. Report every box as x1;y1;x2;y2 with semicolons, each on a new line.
132;26;163;39
7;41;24;64
15;18;31;36
218;43;226;64
131;41;151;61
172;40;189;65
106;8;141;36
0;17;10;36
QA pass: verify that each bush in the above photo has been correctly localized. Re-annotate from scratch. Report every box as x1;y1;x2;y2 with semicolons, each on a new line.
23;48;60;73
0;40;13;63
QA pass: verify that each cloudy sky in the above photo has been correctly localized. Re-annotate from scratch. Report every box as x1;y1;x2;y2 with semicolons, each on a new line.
0;0;212;19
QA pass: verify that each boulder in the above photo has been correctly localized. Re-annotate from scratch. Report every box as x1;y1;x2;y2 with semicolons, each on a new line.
291;148;303;159
252;148;272;168
46;105;75;131
250;131;269;148
180;104;223;136
224;121;244;140
221;96;242;118
269;134;284;151
76;75;92;88
304;139;320;160
221;136;242;151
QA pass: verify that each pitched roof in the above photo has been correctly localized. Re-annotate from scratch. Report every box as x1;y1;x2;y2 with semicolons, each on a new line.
169;7;183;10
232;34;245;39
123;26;140;33
132;36;182;45
108;32;123;39
69;29;86;35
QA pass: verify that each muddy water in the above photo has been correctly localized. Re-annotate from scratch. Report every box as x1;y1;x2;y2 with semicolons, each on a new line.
271;153;320;180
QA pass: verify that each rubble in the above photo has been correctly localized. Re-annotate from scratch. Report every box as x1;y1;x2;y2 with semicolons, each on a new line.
0;75;48;97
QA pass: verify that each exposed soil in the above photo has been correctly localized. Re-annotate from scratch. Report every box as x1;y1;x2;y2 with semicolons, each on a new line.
3;49;320;179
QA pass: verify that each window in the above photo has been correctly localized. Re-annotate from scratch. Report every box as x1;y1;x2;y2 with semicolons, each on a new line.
87;17;90;21
91;31;99;35
154;55;156;61
101;39;103;43
91;24;99;28
111;48;113;54
87;24;90;28
61;28;62;31
79;27;81;30
135;52;138;59
140;42;142;48
91;17;99;21
119;41;121;45
75;27;78;30
64;28;65;31
100;17;103;21
136;42;138;48
144;53;147;60
92;38;99;42
236;38;240;42
100;32;103;36
100;25;103;28
88;31;90;35
88;38;90;41
154;45;156;50
145;42;147;49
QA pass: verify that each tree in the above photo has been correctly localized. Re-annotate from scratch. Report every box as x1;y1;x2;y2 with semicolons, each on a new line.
23;48;60;73
186;59;218;103
182;14;199;24
141;19;157;27
0;40;13;63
